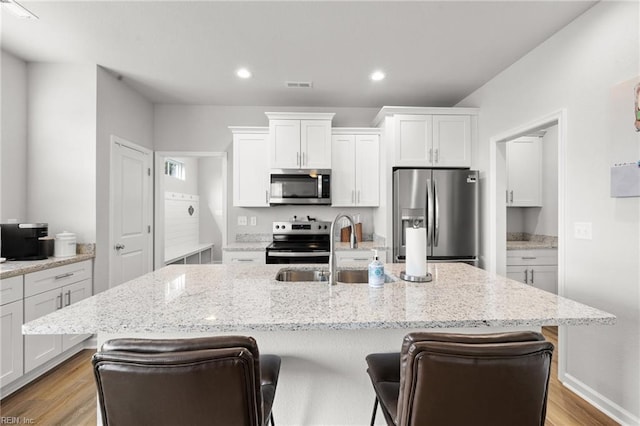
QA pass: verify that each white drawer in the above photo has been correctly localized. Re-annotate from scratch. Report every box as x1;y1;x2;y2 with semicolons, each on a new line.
25;260;93;297
506;249;557;266
0;275;24;306
222;251;265;264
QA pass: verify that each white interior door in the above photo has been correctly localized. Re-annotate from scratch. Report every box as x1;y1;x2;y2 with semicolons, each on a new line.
110;137;152;288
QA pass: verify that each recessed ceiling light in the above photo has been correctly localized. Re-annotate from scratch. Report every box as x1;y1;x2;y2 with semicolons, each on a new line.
236;68;252;79
370;71;385;81
0;0;38;19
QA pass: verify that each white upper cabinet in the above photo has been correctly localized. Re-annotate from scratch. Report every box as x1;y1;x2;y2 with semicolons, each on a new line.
266;113;334;169
432;115;471;167
331;129;380;207
506;137;542;207
391;112;472;168
231;127;270;207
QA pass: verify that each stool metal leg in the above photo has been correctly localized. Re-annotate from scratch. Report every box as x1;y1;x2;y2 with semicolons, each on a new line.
370;397;379;426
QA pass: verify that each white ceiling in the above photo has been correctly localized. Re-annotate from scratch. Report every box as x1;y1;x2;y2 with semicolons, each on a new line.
1;1;596;107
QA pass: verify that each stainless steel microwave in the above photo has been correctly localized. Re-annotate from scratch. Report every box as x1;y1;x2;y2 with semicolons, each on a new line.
269;170;331;205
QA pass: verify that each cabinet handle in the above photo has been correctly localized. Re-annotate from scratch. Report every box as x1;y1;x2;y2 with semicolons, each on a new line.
296;152;300;166
55;272;73;280
530;269;535;284
65;290;71;306
435;148;439;163
302;152;306;166
524;269;528;284
506;190;509;204
235;259;253;262
357;190;361;204
265;190;269;204
510;191;514;203
429;148;433;163
56;294;63;309
522;256;537;260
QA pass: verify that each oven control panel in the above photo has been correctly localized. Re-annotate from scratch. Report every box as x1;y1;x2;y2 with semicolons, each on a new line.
272;221;330;235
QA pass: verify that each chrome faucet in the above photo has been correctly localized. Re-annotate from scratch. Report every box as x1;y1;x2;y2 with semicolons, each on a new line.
329;214;358;285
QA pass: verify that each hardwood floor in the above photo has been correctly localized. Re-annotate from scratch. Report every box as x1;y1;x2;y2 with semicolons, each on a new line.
0;328;619;425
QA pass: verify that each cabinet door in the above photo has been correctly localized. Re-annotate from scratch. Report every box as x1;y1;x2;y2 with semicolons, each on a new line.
331;135;356;206
301;120;331;169
270;119;301;168
394;115;433;166
233;132;269;207
506;265;528;284
24;288;62;372
222;251;265;264
529;266;557;294
61;280;92;351
355;135;379;206
0;300;24;387
507;138;542;207
432;115;471;167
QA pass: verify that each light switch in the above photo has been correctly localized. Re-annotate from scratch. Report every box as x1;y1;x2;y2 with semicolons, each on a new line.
237;216;247;226
574;222;592;240
250;216;257;226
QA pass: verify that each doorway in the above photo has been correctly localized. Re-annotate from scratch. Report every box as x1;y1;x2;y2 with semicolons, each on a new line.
488;109;567;379
154;152;227;269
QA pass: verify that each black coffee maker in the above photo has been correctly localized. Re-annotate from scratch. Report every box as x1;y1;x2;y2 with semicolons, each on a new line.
0;223;49;260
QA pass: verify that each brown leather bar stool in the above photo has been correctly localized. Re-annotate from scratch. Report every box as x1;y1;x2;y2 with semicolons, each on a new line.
366;331;554;426
92;335;281;426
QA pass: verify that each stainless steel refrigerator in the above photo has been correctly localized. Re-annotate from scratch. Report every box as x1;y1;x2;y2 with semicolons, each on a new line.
393;169;479;263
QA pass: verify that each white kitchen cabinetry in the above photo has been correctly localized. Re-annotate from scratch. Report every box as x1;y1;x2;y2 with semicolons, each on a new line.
506;137;542;207
331;129;380;207
394;114;471;167
1;276;24;388
334;250;387;265
231;127;269;207
266;113;334;169
222;251;265;265
23;261;93;372
506;249;557;294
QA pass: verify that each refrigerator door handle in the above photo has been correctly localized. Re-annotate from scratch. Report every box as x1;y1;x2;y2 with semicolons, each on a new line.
426;178;433;248
434;178;440;246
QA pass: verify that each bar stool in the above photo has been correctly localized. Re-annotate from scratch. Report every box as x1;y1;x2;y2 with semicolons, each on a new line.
92;335;281;426
365;331;554;426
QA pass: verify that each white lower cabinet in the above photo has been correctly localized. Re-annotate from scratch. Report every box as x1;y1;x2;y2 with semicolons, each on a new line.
506;249;557;294
222;251;265;264
1;275;24;388
335;250;387;265
23;261;93;373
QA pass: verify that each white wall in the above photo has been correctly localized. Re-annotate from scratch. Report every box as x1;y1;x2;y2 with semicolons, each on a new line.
198;156;224;262
1;50;28;223
27;63;96;242
153;105;380;241
163;156;199;194
96;67;154;293
457;2;639;423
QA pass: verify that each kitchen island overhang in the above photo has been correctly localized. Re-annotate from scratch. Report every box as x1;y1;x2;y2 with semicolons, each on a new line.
22;263;615;426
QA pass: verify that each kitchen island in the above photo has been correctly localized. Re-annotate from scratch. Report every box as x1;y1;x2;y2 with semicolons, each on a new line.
23;262;614;425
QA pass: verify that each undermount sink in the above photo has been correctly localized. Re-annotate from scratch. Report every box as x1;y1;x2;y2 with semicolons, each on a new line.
275;268;394;284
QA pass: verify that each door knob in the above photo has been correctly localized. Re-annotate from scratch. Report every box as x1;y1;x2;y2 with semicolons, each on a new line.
114;243;125;250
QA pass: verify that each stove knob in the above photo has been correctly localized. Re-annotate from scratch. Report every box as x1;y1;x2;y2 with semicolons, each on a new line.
324;225;328;229
317;225;321;230
275;225;279;229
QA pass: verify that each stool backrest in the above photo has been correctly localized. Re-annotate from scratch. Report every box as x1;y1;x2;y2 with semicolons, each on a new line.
397;331;553;426
92;336;264;426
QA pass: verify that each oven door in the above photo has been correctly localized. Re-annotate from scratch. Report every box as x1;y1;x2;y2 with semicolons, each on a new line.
265;251;330;264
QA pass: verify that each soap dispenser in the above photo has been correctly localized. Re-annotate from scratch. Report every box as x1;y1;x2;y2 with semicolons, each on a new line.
368;250;385;288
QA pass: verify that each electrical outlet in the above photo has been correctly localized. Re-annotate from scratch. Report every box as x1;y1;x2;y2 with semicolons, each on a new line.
237;216;247;226
574;222;592;240
250;216;257;226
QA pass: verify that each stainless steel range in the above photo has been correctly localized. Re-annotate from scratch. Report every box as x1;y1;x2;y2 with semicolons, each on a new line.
265;220;331;264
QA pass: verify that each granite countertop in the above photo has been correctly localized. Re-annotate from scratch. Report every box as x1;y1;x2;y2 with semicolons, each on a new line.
507;241;558;250
222;241;271;252
23;262;615;335
0;254;95;279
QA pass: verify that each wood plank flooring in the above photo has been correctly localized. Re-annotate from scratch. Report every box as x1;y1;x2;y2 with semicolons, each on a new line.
0;327;619;425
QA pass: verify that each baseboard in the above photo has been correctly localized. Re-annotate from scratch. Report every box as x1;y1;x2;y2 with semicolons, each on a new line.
562;372;640;426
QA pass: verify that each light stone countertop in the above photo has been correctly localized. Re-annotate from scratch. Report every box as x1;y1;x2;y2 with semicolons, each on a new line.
22;262;615;335
222;242;271;252
507;241;558;250
0;254;95;279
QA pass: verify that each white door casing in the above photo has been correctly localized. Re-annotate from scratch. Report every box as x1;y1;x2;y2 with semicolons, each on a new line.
110;136;153;288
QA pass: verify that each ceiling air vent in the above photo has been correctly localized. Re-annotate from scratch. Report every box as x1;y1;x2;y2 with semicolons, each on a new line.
285;81;313;89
